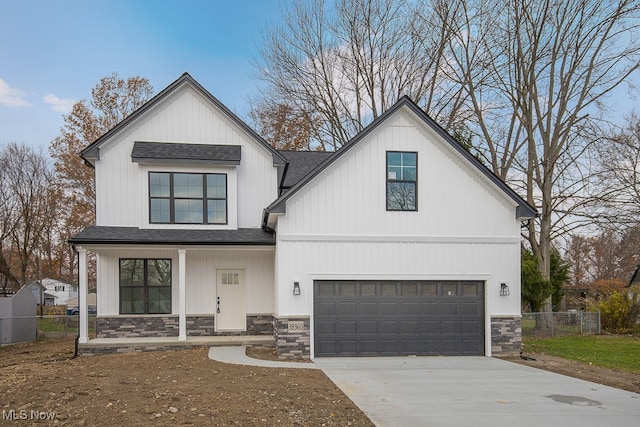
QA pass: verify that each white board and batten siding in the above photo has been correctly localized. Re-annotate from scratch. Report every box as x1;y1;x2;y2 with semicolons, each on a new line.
96;248;274;316
94;84;279;229
275;107;523;321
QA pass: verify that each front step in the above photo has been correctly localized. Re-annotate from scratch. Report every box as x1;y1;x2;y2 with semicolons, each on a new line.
78;335;275;356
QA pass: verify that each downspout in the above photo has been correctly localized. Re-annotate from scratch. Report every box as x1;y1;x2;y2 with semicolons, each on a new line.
71;244;79;359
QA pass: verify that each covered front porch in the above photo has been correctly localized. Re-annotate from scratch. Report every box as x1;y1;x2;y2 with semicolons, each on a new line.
70;226;276;350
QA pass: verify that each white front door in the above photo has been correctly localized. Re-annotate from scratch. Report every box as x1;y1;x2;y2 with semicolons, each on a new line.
216;270;246;331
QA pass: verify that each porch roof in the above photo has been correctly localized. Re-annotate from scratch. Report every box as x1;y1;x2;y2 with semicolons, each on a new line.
69;226;275;246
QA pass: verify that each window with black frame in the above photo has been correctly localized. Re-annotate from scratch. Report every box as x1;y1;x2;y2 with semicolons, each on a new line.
119;259;171;314
149;172;227;224
386;151;417;211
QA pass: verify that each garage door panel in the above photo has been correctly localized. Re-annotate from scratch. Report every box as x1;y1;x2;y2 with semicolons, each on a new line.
422;320;440;331
400;320;420;333
339;341;358;355
337;301;358;315
441;340;461;354
314;280;484;357
316;340;337;355
379;340;400;354
461;302;481;315
440;303;459;315
380;302;399;314
460;320;482;333
380;320;399;334
441;321;460;333
358;301;378;314
316;301;336;315
421;303;439;315
359;340;379;354
402;340;421;353
315;320;336;334
400;301;420;315
337;320;357;334
358;320;378;334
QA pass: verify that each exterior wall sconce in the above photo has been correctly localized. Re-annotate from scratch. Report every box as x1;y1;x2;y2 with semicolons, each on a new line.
500;283;510;296
293;281;301;296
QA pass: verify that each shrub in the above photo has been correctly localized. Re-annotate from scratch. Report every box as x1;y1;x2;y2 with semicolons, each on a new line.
587;285;640;333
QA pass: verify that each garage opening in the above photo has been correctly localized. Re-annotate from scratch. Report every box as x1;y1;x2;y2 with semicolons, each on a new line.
314;280;484;357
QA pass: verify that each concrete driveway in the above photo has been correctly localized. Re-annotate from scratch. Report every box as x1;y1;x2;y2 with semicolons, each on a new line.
314;356;640;427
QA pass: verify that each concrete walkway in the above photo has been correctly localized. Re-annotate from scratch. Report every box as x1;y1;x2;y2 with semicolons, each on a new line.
207;345;319;369
314;356;640;427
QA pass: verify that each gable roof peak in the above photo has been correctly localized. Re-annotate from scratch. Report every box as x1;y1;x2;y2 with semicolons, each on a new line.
80;72;286;166
263;95;537;225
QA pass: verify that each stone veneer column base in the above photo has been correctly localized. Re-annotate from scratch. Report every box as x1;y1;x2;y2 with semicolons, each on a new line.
273;316;310;360
491;316;522;357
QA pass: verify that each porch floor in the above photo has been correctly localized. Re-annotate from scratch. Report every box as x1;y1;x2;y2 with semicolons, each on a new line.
79;335;274;354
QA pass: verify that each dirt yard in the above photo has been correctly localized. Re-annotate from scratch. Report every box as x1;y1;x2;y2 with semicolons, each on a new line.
0;339;372;426
507;353;640;394
1;340;639;426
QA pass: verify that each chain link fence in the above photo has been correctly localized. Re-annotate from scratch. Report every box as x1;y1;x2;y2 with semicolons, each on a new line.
0;315;97;345
522;311;600;338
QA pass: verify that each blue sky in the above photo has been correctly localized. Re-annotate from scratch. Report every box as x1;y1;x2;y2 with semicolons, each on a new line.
0;0;284;151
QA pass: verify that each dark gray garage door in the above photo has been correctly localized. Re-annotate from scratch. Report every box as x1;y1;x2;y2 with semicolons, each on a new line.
314;280;484;357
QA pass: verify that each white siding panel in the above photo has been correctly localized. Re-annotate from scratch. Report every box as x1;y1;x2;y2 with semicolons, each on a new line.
95;85;278;228
95;248;274;316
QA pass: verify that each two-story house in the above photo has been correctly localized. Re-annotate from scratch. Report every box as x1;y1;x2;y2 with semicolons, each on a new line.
70;73;536;358
28;278;78;306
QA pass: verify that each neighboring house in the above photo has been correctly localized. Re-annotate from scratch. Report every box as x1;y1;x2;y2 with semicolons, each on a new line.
70;73;536;358
0;286;37;344
28;279;78;306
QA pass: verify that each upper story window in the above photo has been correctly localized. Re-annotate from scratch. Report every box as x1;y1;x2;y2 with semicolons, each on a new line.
386;151;417;211
149;172;227;224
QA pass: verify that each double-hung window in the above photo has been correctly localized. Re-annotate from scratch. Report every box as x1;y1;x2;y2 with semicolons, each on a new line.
386;151;417;211
119;259;171;314
149;172;227;224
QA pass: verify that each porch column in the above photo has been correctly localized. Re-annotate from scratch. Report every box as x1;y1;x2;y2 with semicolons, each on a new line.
178;249;186;341
78;247;88;344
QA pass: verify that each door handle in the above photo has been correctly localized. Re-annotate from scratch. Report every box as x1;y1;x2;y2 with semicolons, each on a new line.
217;296;220;313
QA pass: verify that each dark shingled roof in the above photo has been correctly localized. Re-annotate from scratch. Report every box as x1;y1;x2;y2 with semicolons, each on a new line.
132;142;241;165
278;150;334;189
69;226;275;246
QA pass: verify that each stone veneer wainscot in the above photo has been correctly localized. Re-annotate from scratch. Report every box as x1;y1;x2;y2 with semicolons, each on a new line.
96;315;273;338
490;316;522;357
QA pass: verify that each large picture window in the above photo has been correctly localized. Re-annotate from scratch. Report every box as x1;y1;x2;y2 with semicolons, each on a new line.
149;172;227;224
386;151;417;211
119;259;172;314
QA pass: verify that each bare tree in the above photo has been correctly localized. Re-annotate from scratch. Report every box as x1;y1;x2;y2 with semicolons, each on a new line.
0;143;57;288
249;101;322;150
440;0;640;295
0;147;19;291
593;112;640;225
254;0;469;150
